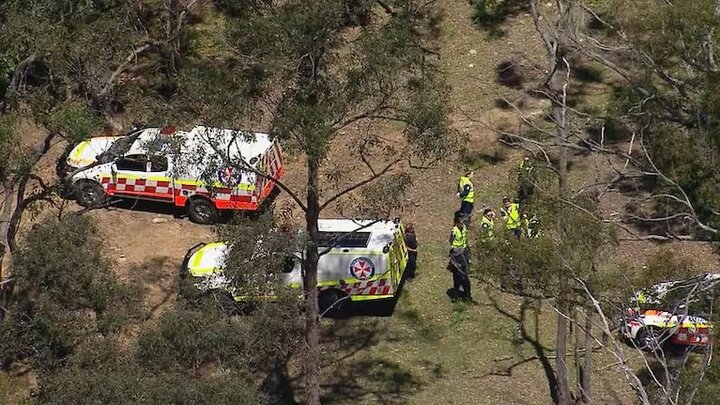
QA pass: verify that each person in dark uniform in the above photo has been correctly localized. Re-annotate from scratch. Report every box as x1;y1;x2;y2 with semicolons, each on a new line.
448;211;472;301
518;156;535;204
404;223;418;279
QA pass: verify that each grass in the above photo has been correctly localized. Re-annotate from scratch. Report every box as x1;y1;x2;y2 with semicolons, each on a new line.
5;1;711;404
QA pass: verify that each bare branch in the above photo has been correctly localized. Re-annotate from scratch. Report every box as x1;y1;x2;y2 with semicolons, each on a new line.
319;158;401;212
100;44;153;97
8;54;37;97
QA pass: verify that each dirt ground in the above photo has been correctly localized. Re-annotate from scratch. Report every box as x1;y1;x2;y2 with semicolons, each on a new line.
4;1;720;404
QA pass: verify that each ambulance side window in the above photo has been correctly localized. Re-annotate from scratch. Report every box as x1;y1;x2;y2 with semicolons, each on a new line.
115;155;146;171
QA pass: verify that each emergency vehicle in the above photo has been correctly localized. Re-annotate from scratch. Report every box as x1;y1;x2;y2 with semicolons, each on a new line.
181;219;409;314
61;126;284;224
621;274;718;351
621;309;712;351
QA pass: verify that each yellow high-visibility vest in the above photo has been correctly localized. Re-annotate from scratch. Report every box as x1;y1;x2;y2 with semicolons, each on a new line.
480;215;495;240
458;176;475;203
503;203;521;230
451;225;468;248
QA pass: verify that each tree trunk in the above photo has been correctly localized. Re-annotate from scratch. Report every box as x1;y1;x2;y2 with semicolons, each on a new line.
0;183;15;321
556;297;570;405
166;0;179;75
581;308;592;403
302;158;322;405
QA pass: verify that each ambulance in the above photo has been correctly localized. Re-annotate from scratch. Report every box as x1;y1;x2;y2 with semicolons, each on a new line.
61;125;284;224
621;309;712;352
181;219;409;315
621;274;718;351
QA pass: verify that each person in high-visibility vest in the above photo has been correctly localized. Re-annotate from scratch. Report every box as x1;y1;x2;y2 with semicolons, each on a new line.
479;208;496;241
456;170;475;221
500;196;521;239
448;211;472;301
518;156;535;203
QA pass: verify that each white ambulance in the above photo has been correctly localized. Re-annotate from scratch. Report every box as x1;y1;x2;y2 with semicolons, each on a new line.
181;219;410;314
61;126;284;224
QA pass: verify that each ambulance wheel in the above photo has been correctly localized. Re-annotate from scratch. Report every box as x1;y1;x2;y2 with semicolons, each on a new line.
187;198;218;224
637;327;665;352
75;181;107;208
319;289;350;318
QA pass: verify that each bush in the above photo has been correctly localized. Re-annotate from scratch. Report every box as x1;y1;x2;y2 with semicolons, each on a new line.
0;216;142;370
36;364;265;405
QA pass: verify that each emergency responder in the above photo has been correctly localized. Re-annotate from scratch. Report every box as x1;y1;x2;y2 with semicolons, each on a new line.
479;208;496;242
404;223;418;279
448;211;472;301
518;156;535;203
457;169;475;221
500;196;521;239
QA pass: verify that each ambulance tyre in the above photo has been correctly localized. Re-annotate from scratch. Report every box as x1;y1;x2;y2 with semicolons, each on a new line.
319;289;350;318
637;327;665;352
75;181;108;208
187;197;218;225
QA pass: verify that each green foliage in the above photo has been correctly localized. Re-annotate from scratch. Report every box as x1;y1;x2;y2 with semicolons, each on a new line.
0;51;13;98
475;165;618;300
674;348;720;404
46;102;100;143
222;0;458;163
602;0;720;235
214;214;299;299
36;364;264;405
137;305;249;371
471;0;526;37
138;297;303;373
0;216;142;370
638;248;699;287
0;113;17;180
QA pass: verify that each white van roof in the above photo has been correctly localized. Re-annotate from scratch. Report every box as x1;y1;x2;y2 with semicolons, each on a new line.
127;126;273;169
316;219;399;251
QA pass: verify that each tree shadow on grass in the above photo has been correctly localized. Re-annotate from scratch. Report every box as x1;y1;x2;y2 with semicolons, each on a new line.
320;358;421;404
316;319;426;404
485;294;560;405
471;0;530;38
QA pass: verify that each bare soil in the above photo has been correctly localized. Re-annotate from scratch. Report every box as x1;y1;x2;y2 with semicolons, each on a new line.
3;1;719;404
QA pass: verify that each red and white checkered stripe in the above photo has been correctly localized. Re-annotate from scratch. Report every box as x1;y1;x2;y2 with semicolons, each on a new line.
337;277;393;296
101;175;261;209
174;183;255;202
102;177;173;195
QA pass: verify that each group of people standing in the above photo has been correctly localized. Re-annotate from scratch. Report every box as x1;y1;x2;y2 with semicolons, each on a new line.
447;157;540;301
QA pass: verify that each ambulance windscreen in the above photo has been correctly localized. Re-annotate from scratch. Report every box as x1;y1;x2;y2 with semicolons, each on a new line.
317;231;371;248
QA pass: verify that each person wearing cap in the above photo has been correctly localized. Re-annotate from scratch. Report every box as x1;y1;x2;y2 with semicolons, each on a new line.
500;196;521;239
448;211;472;301
456;169;475;221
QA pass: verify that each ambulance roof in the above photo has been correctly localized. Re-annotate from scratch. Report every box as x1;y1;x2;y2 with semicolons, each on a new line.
127;126;273;169
317;219;398;250
189;127;273;164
